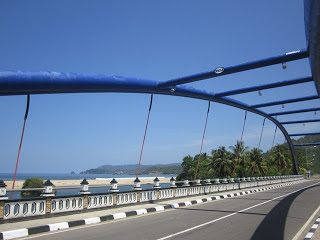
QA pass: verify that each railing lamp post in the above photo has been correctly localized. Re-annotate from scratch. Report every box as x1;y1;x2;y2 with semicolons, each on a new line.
133;177;142;190
41;179;55;197
170;177;177;188
0;180;8;200
153;177;161;189
79;179;90;194
110;178;119;192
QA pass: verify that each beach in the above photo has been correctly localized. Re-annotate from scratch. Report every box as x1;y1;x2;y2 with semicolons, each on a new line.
5;177;172;190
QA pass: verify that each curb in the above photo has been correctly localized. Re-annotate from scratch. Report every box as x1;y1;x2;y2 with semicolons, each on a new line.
0;182;299;240
304;217;320;240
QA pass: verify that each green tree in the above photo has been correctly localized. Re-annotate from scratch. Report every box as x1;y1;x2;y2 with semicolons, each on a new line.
249;148;265;176
211;146;233;178
21;178;44;196
229;140;249;168
271;144;290;173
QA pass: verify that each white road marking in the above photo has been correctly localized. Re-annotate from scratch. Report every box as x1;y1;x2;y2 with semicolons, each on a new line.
157;182;320;240
292;204;320;240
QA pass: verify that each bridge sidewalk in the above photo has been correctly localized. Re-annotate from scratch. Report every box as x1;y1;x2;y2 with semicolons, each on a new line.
0;180;316;240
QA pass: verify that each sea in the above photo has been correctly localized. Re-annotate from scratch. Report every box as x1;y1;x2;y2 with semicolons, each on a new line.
0;173;176;200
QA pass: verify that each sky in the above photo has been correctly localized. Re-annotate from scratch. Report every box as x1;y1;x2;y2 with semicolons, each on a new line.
0;0;318;173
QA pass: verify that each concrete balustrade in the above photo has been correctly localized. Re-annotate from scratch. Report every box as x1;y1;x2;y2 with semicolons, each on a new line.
0;175;304;220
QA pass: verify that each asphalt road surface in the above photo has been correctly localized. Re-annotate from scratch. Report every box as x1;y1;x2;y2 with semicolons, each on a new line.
23;180;320;240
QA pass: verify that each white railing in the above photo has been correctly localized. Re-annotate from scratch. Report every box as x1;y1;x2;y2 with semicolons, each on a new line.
159;189;173;199
51;197;84;213
200;186;210;194
116;192;137;205
88;194;113;209
3;199;46;219
188;186;199;195
0;175;304;220
175;187;188;197
140;190;157;202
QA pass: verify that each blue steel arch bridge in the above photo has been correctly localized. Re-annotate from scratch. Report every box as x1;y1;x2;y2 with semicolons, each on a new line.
0;0;320;175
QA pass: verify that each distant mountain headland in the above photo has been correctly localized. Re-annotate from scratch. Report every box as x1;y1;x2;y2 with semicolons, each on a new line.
80;163;182;175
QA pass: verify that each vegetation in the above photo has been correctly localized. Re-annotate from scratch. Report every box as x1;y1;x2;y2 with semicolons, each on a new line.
21;178;44;196
177;135;320;181
81;163;181;175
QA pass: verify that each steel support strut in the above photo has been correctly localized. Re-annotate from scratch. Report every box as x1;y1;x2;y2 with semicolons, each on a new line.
0;71;300;174
158;50;308;88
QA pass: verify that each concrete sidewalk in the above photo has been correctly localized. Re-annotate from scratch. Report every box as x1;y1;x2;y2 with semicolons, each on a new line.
0;180;316;240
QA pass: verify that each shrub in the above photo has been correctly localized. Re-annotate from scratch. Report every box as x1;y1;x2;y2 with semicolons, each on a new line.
21;178;44;196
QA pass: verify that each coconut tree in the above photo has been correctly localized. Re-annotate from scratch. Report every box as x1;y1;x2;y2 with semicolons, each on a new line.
249;148;265;176
271;144;290;173
211;146;234;177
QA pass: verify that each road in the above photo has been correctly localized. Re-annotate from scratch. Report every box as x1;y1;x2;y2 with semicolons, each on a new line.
23;180;320;240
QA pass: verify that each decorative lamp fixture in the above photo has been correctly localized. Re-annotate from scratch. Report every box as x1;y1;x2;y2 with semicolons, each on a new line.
282;62;287;69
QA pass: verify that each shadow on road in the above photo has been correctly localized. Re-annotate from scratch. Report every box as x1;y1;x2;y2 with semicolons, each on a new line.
250;184;319;240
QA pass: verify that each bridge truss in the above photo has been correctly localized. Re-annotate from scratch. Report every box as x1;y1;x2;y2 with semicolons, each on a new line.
0;1;320;174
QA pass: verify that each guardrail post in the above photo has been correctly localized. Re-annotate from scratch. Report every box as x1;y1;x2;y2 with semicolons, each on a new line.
0;180;8;200
113;193;117;206
83;195;88;209
246;177;251;188
45;197;51;214
240;177;246;189
251;177;256;187
183;180;190;195
214;178;220;191
0;200;4;219
0;181;5;219
235;177;241;190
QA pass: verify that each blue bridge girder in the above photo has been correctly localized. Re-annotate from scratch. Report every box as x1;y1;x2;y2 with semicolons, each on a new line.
1;0;320;175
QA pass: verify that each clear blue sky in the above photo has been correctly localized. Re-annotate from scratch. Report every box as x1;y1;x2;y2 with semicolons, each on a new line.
0;0;318;173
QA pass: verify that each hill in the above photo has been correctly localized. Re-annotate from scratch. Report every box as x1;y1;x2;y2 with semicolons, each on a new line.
80;163;181;175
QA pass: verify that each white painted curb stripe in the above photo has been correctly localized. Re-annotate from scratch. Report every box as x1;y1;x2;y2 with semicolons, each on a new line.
305;232;313;238
171;203;179;208
49;222;69;231
2;229;28;240
113;212;126;219
0;180;304;240
84;217;101;225
155;206;165;211
136;209;147;215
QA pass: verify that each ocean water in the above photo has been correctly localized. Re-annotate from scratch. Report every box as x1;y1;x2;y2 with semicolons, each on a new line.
0;173;175;181
0;173;176;200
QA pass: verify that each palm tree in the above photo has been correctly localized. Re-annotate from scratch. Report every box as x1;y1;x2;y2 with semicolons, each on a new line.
249;148;265;176
229;141;249;175
211;146;234;177
271;144;290;173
